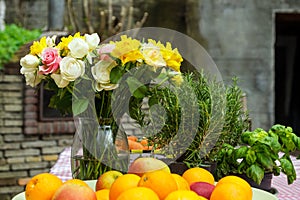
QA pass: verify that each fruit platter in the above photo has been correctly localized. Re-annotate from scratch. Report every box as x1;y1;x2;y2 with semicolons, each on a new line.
13;157;278;200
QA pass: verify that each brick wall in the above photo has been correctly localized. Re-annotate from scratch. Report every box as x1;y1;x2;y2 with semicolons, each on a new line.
0;71;139;199
0;73;74;200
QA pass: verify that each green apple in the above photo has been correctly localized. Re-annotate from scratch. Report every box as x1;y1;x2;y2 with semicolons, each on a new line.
95;170;123;191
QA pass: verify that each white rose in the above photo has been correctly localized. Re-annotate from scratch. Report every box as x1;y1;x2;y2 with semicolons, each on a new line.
46;35;57;47
95;82;118;92
68;38;89;58
91;60;118;91
20;54;40;74
91;60;117;84
51;73;69;88
60;56;85;82
23;72;43;87
85;33;100;51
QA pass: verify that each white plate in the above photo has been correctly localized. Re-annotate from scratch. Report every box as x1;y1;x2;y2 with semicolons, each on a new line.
12;180;278;200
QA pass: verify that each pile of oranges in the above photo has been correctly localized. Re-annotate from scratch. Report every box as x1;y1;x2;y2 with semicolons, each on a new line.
127;135;153;150
24;164;253;200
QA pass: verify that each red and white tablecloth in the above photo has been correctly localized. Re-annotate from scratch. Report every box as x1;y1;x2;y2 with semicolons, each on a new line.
50;147;300;200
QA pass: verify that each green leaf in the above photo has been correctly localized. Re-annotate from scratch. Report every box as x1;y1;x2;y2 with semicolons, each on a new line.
72;98;89;116
237;160;247;173
126;77;148;98
110;66;124;84
292;134;300;150
256;152;274;171
246;164;265;185
245;149;256;165
241;131;252;143
280;157;296;184
234;146;248;159
148;96;159;107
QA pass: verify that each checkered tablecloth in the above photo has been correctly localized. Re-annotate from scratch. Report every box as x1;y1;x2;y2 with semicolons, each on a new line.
50;147;300;200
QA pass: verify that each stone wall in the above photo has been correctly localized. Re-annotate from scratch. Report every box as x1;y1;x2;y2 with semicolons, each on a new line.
0;73;74;200
198;0;300;129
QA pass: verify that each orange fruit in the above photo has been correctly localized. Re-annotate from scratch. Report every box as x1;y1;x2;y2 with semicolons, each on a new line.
216;175;252;199
25;173;63;200
127;135;138;142
143;145;153;150
138;170;178;200
63;179;89;187
109;173;141;200
128;140;144;150
210;181;252;200
140;139;149;146
95;189;110;200
171;173;190;190
116;186;160;200
182;167;214;185
164;190;208;200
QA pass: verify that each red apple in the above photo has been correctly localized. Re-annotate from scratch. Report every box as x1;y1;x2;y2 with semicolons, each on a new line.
190;181;215;199
128;157;170;176
52;183;96;200
95;170;123;191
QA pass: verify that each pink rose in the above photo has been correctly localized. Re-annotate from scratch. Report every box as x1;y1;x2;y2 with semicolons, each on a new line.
98;44;115;61
39;47;61;74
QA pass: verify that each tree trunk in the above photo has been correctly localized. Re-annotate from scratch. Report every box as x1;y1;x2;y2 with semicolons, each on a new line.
48;0;65;30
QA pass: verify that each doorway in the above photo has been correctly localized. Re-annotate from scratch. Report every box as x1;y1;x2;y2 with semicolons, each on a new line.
275;13;300;135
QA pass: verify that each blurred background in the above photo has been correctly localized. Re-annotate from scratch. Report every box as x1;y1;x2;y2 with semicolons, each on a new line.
0;0;300;199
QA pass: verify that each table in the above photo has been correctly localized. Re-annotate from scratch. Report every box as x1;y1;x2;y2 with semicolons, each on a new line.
50;147;300;200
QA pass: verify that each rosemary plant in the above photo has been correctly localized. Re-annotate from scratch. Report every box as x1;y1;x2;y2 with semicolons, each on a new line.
131;71;249;168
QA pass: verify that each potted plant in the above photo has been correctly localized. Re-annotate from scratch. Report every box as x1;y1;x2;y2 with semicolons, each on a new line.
130;71;249;174
181;75;250;169
215;124;300;192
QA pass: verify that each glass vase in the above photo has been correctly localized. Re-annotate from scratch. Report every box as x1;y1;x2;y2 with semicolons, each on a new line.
71;117;129;180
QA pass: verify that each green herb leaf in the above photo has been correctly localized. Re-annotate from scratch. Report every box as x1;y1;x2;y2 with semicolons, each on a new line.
280;157;296;184
256;152;274;171
246;164;264;185
234;146;248;159
245;149;256;165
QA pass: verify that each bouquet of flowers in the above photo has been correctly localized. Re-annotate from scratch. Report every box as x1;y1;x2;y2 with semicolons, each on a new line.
20;33;183;117
20;32;184;179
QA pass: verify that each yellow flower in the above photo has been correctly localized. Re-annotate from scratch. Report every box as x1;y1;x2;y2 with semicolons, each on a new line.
110;35;143;65
148;40;183;72
171;73;183;86
57;32;84;56
141;43;166;68
160;42;183;72
30;37;47;56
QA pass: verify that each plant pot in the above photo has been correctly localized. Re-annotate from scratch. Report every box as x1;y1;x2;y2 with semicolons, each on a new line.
166;161;217;176
168;162;189;175
236;173;274;193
